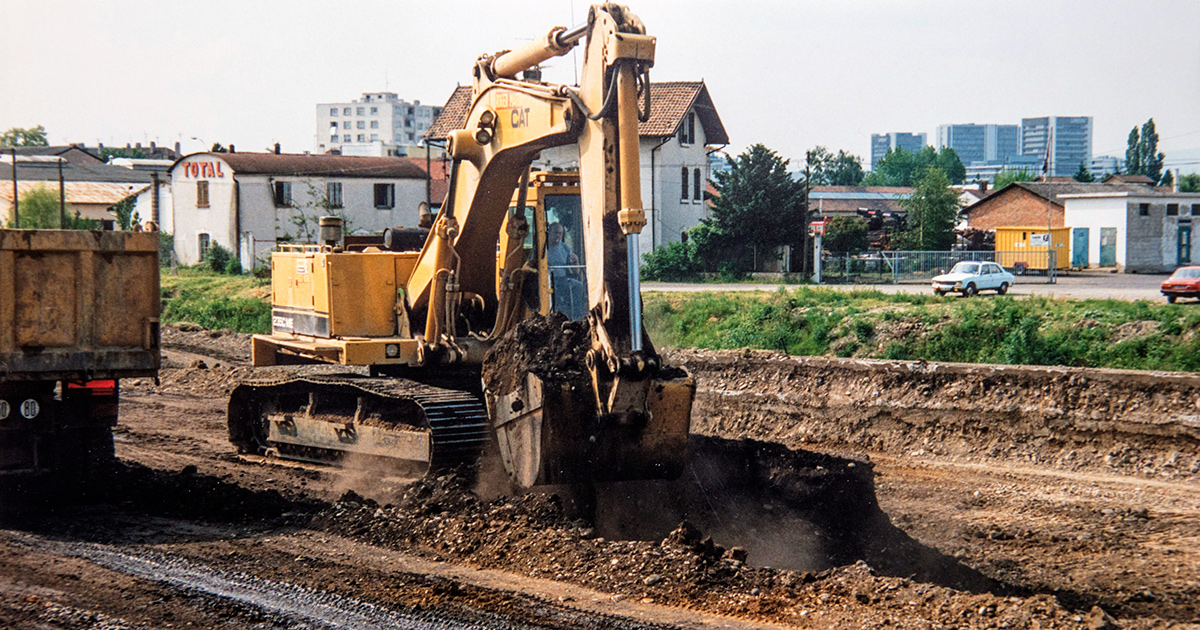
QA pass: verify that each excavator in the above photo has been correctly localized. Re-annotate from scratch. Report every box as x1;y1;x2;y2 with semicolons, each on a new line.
227;4;693;490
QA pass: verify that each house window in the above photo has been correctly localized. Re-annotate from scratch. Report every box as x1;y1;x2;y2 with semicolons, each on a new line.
357;121;366;129
343;134;351;142
327;182;343;208
1139;203;1150;216
198;233;211;259
196;180;210;208
370;106;378;114
330;108;338;116
343;121;351;129
370;134;379;141
357;134;366;142
330;135;338;143
370;120;379;129
374;183;395;209
1168;203;1179;216
679;112;696;145
356;107;365;115
273;181;292;207
680;167;689;200
1193;204;1200;216
343;107;351;115
693;168;702;201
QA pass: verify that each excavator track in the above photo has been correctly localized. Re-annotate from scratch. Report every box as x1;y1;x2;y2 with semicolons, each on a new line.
228;373;490;473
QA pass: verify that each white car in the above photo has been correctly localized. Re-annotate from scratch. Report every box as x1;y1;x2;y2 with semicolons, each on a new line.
931;261;1015;297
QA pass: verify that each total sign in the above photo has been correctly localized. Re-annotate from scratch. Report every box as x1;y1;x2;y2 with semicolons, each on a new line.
180;160;227;179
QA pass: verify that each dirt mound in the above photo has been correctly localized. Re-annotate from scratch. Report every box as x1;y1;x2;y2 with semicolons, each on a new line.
668;348;1200;482
481;312;590;396
311;434;1093;628
161;324;253;365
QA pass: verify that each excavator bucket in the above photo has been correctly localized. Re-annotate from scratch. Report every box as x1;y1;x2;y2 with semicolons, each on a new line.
486;370;692;489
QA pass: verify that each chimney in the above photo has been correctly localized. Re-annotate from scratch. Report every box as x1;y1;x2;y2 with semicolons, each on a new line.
150;171;160;225
150;141;156;149
274;142;281;155
174;141;181;154
98;142;104;151
980;180;988;193
135;142;142;149
229;144;236;153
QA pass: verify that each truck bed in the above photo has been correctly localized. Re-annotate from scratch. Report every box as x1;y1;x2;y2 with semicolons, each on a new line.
0;229;160;382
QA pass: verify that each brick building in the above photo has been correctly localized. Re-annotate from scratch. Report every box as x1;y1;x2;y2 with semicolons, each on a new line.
962;179;1164;232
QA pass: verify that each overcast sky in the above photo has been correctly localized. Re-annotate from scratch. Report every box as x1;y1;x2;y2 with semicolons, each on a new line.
3;0;1198;173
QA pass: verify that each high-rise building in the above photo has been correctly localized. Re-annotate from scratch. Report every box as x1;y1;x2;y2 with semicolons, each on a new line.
316;92;443;156
936;123;1019;166
870;132;927;169
1020;116;1093;178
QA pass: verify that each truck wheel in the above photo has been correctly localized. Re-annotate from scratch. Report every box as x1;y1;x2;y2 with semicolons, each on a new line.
997;282;1009;295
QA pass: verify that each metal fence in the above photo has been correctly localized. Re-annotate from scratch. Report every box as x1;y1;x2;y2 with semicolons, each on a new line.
818;250;1058;285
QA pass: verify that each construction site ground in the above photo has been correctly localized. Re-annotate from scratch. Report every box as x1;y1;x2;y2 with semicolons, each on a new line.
0;325;1196;629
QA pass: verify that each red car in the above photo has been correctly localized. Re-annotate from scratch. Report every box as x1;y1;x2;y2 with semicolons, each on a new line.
1161;266;1200;303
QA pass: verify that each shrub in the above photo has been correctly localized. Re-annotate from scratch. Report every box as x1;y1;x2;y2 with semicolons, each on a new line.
642;240;699;281
204;243;235;274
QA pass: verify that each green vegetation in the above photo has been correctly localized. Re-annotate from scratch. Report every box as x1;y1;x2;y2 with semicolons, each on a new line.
992;168;1037;190
0;125;48;147
861;146;966;186
160;268;270;334
644;288;1200;373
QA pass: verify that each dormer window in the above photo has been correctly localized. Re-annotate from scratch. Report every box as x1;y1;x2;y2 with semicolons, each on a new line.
678;112;696;145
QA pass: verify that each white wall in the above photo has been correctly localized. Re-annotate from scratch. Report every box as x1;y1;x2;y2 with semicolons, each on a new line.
1063;196;1128;268
533;107;714;257
171;155;425;266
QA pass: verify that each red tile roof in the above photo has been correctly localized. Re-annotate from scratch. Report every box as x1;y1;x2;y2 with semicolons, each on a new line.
424;81;728;145
169;152;427;179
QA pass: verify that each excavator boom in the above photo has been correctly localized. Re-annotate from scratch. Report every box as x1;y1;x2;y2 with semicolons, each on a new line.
229;4;692;489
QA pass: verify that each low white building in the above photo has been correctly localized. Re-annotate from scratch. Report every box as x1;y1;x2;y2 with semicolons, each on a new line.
1062;191;1200;271
425;81;728;255
168;152;427;268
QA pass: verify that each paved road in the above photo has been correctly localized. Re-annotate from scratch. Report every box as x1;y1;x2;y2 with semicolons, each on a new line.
644;270;1174;302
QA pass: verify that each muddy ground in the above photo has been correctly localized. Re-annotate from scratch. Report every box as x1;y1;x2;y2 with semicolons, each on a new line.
0;324;1196;629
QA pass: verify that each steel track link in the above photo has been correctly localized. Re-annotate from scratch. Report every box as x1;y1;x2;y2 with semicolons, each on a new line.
232;373;491;470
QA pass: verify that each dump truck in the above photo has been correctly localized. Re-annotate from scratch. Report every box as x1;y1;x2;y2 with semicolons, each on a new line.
228;3;693;490
0;229;160;503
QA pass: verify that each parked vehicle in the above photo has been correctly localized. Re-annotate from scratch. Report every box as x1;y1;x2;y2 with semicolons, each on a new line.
931;261;1015;297
0;229;160;505
1161;266;1200;303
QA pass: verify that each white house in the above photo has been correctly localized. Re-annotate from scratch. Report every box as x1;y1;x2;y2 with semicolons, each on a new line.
168;152;428;268
425;81;728;255
1062;191;1200;272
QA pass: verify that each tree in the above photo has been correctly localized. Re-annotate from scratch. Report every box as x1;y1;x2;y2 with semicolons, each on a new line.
100;146;146;161
1125;127;1141;176
934;147;967;185
805;146;865;186
701;144;804;272
861;146;965;186
1073;162;1095;183
993;168;1038;189
894;167;960;251
1124;118;1169;185
0;125;48;147
1180;173;1200;193
112;197;141;230
7;185;61;228
823;216;869;254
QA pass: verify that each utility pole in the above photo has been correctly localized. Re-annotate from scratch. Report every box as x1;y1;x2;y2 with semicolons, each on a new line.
58;158;66;228
10;148;18;228
802;153;811;277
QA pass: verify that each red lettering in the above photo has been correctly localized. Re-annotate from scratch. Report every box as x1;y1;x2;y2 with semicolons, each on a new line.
215;162;224;177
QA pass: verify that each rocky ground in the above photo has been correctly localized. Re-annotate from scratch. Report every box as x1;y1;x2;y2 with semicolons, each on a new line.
0;324;1196;629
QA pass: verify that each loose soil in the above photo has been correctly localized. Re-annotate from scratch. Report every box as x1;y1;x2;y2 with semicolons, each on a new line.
0;324;1195;629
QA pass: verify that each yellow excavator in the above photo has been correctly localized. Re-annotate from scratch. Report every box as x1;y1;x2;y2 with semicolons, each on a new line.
228;4;692;490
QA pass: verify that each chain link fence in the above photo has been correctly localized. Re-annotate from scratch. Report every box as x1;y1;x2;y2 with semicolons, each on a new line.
818;250;1058;284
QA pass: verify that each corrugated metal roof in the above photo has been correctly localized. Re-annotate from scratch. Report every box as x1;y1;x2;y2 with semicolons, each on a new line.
424;81;728;145
169;152;427;179
0;181;147;205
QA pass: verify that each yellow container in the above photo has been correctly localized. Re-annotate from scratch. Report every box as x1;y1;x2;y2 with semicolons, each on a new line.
994;226;1071;271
